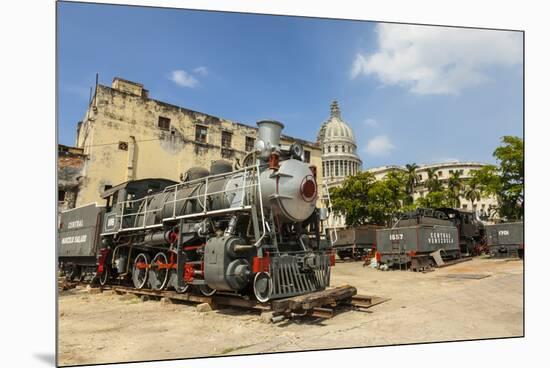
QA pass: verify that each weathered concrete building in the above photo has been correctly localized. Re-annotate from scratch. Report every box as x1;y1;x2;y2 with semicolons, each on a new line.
67;77;321;208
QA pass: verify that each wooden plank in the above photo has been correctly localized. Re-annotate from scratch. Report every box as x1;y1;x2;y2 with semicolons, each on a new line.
350;295;390;309
272;285;357;312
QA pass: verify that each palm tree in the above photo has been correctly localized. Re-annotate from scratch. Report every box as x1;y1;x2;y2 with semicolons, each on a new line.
425;167;441;192
447;171;463;208
404;163;420;204
464;181;482;211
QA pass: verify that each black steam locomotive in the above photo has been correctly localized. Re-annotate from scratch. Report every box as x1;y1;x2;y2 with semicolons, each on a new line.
58;120;334;302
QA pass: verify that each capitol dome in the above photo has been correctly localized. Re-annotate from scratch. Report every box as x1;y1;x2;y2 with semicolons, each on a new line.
317;101;362;182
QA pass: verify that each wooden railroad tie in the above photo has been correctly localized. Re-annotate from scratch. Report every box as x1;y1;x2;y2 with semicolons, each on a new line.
99;284;388;320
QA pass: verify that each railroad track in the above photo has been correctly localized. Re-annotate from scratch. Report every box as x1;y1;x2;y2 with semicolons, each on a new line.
59;279;388;321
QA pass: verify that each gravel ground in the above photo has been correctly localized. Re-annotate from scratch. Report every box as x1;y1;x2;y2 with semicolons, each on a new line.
58;257;523;366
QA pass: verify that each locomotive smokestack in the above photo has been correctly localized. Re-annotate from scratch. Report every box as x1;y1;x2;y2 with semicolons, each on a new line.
255;120;284;159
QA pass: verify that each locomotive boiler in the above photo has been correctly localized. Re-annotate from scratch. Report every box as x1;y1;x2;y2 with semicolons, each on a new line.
59;120;333;302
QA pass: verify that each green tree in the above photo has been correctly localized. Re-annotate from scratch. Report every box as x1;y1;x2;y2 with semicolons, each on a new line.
425;167;442;192
329;170;407;226
404;163;421;205
463;180;482;210
470;136;524;220
447;171;464;208
415;189;456;208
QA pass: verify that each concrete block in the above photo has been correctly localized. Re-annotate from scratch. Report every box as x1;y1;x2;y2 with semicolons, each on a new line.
260;311;275;323
160;297;173;307
196;303;213;313
86;285;101;294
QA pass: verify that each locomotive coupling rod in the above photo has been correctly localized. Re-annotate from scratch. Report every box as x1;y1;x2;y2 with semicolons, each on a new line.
234;245;255;252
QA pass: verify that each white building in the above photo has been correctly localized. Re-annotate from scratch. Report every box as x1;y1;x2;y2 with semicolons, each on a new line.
367;162;498;217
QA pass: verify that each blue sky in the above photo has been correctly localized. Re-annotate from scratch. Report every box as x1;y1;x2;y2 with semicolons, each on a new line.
57;2;523;168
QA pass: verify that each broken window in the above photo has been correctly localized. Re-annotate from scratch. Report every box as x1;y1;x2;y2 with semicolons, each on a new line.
158;116;171;130
245;136;255;152
304;150;311;163
221;131;232;148
195;125;208;143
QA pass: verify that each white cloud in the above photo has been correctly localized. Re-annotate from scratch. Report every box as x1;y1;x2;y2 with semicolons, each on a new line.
351;24;522;95
170;69;199;88
365;135;395;156
364;118;378;128
193;66;209;76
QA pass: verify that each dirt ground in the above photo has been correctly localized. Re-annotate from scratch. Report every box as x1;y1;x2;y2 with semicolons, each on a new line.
58;257;523;366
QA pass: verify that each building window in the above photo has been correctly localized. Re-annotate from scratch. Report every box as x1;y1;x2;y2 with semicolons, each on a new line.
158;116;171;130
221;131;232;148
342;145;346;153
195;125;208;143
449;170;454;174
327;146;331;153
438;170;443;177
118;141;128;151
335;145;339;153
245;136;255;152
335;161;339;176
462;204;468;209
304;150;311;163
58;190;66;202
459;169;464;175
104;184;113;192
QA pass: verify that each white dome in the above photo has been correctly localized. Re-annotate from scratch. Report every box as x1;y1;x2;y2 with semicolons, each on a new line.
317;101;362;181
317;101;356;143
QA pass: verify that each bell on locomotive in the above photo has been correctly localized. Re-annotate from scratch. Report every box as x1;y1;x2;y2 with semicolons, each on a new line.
93;119;333;302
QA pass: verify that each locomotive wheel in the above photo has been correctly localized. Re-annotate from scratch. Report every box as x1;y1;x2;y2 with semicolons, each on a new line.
149;252;169;291
67;265;81;282
99;265;110;286
132;253;151;289
167;270;189;293
253;272;273;303
199;284;216;296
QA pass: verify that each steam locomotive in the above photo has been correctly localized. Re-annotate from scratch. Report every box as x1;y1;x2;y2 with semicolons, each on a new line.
59;120;333;302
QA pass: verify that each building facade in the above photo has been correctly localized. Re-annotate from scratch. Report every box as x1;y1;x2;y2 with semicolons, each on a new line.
317;101;362;229
65;77;322;208
58;144;86;213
